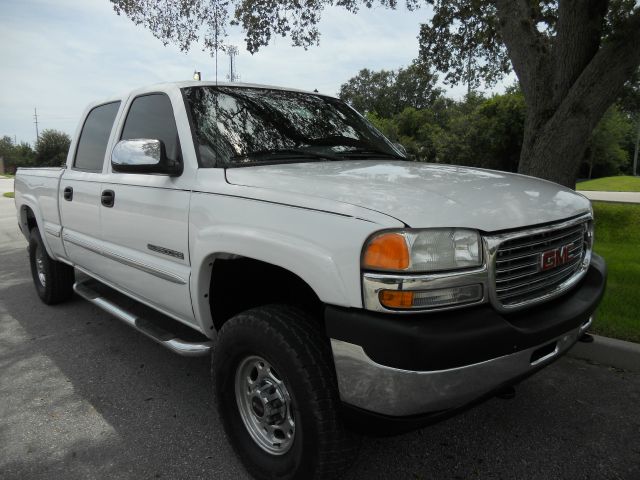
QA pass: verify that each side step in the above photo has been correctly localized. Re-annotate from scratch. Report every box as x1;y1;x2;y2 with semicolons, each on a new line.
73;279;214;357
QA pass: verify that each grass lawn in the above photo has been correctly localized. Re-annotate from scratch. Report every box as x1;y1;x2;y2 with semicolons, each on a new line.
577;176;640;192
591;201;640;343
2;192;14;198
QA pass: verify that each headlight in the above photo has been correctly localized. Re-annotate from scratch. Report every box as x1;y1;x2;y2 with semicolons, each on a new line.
363;229;482;272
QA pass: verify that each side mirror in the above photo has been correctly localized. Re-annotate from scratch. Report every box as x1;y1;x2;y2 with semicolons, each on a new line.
111;139;182;176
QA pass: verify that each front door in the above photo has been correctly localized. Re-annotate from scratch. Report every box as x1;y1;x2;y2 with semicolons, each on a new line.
98;93;194;324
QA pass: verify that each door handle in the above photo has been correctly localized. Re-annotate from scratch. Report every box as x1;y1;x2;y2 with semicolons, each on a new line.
63;186;73;201
101;189;115;208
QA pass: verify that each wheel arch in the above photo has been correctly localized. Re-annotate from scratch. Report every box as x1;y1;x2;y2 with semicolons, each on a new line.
189;226;357;336
19;201;56;258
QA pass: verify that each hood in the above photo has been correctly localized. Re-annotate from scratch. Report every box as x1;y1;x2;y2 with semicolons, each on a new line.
225;160;591;232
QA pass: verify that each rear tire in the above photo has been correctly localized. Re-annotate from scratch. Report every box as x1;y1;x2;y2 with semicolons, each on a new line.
29;227;75;305
212;305;357;480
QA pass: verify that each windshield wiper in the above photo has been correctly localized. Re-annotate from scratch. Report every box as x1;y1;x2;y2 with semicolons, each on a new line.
232;148;342;163
335;148;405;160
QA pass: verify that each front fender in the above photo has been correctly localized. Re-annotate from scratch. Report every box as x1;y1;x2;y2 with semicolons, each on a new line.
188;191;396;334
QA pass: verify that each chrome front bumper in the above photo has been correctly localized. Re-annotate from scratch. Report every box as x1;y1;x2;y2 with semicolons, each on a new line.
330;317;591;417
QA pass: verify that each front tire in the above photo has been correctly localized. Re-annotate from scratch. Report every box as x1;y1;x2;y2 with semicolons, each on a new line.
213;305;356;480
29;227;75;304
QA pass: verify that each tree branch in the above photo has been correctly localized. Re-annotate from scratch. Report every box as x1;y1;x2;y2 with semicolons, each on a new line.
494;0;549;100
560;8;640;130
552;0;609;106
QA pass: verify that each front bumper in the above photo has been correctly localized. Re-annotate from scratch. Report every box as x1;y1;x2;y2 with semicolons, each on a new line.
326;254;607;418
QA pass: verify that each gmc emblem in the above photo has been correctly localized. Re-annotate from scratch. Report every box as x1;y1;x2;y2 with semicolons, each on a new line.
539;243;574;271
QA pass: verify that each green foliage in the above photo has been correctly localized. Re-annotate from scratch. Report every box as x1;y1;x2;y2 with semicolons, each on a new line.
34;130;71;167
0;136;35;172
3;192;14;199
360;84;526;170
577;176;640;192
582;106;634;178
591;201;640;343
339;62;441;118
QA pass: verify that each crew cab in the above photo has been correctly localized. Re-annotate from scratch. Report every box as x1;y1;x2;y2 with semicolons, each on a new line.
14;81;607;480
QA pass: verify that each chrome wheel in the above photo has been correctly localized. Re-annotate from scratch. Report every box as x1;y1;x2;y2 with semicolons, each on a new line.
35;245;46;287
234;355;296;455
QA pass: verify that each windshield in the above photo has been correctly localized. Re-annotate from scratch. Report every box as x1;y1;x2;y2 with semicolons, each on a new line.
182;86;405;167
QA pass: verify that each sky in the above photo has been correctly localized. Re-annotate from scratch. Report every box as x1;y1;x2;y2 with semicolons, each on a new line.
0;0;507;146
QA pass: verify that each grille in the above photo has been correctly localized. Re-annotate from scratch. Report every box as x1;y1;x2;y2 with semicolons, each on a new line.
494;220;589;307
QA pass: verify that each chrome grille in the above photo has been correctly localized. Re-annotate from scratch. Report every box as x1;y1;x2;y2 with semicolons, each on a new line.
493;220;589;307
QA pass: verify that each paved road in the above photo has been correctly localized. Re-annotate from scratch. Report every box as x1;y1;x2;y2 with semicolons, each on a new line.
579;190;640;203
1;193;639;480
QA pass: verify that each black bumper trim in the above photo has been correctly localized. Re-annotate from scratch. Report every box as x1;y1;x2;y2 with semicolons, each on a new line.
325;253;607;372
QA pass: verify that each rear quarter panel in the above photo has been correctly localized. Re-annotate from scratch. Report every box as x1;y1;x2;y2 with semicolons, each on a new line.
15;168;66;260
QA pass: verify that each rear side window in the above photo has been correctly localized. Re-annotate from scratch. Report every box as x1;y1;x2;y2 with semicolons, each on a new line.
121;94;181;163
74;101;121;172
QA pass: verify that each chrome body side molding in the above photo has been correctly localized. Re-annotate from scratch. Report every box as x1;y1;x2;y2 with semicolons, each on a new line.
63;232;187;285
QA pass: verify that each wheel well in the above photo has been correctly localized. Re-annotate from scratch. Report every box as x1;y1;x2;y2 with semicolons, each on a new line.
209;257;324;331
20;205;37;233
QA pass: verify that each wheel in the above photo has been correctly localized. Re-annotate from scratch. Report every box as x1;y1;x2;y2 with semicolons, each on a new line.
213;305;357;480
29;227;75;304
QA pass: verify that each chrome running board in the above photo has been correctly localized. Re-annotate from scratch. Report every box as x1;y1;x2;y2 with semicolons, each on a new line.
73;279;213;357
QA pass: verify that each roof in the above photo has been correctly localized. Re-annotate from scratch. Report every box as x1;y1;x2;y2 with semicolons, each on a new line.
82;81;337;123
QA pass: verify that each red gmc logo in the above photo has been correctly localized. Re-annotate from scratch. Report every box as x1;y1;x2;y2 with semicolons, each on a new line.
539;243;574;271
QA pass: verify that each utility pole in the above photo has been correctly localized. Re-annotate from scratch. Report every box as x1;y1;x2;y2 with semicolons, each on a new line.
633;114;640;176
33;108;39;143
466;52;472;97
227;46;239;82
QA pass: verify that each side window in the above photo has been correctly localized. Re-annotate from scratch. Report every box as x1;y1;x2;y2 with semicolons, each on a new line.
121;94;181;163
74;102;120;172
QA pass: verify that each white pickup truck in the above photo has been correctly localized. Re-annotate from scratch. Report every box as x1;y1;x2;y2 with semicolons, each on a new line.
15;81;606;480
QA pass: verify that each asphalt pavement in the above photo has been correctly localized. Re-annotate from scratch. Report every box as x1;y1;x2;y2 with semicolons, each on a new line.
1;187;639;480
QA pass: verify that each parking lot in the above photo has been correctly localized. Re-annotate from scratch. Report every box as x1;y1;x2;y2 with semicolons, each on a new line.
1;179;639;480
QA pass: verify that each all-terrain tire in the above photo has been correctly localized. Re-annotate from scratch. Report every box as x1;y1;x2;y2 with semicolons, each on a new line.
29;227;75;304
212;304;357;480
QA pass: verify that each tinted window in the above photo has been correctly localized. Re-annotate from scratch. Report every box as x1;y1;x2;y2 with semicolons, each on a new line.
74;102;120;171
121;94;181;163
182;86;402;168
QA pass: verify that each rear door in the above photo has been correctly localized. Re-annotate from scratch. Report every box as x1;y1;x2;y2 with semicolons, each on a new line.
98;92;195;325
60;101;121;274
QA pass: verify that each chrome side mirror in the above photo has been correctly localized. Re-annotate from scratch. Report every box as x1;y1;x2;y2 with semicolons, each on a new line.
112;139;181;176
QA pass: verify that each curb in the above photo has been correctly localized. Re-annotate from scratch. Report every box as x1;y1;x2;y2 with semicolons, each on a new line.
568;334;640;372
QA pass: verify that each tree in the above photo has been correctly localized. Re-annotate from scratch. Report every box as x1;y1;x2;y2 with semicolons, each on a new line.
582;105;634;178
339;68;397;117
339;62;441;117
0;136;35;172
110;0;640;187
35;130;71;167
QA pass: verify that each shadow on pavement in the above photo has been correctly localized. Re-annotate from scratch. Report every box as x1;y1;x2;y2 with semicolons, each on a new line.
0;246;638;480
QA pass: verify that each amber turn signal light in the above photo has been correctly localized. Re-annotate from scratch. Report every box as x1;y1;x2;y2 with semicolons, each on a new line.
363;233;410;270
379;290;414;309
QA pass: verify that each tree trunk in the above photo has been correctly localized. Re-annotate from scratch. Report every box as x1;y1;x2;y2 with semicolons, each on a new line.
494;0;640;189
